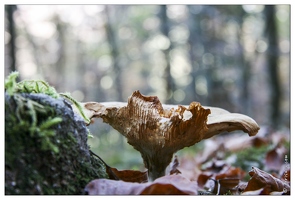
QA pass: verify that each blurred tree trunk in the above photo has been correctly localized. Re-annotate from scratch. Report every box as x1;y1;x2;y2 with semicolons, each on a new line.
238;9;251;116
201;6;215;106
105;6;124;101
54;15;67;91
104;6;125;149
6;5;17;76
159;5;175;104
264;5;281;128
187;5;201;103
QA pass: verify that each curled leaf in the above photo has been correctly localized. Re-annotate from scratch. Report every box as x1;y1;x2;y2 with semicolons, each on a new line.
243;167;290;195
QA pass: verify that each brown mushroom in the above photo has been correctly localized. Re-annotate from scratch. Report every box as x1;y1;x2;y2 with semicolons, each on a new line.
76;91;260;181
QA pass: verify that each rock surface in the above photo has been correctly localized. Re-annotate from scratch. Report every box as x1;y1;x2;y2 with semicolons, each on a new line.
5;93;107;194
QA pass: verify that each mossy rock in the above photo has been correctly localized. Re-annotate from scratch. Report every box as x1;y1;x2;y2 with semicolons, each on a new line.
5;93;108;194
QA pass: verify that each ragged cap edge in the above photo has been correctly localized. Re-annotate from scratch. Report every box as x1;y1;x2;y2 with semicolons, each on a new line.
75;100;259;138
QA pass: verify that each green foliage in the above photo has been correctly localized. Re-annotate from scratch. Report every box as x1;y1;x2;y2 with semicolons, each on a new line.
4;71;19;95
60;93;91;124
5;71;91;128
230;145;271;173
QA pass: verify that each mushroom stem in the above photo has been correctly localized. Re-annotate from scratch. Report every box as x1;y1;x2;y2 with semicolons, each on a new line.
141;151;174;181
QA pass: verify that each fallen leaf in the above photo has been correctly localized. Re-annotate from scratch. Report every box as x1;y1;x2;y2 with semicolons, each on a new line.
84;174;198;195
215;166;245;180
199;161;245;194
84;178;145;195
90;150;148;183
107;168;148;183
197;172;213;188
141;175;198;195
140;183;189;195
265;144;287;171
243;167;290;194
251;137;268;148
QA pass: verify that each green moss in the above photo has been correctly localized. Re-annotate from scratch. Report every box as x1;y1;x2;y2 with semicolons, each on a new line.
5;71;91;125
5;71;59;98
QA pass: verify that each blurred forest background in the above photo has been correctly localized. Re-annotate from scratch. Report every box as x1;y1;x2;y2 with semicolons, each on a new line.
5;5;290;170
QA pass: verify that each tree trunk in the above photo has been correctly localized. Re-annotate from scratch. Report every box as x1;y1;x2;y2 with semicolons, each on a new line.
159;5;175;104
264;5;281;128
104;6;124;101
187;5;201;103
5;5;17;76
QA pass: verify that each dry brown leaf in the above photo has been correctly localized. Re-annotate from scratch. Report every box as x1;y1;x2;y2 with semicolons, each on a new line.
90;150;148;183
84;174;198;195
85;178;145;195
265;144;287;171
251;137;268;148
141;174;198;195
107;168;148;183
243;167;290;195
215;166;246;180
197;172;213;188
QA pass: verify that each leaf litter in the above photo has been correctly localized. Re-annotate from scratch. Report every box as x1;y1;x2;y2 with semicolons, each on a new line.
86;126;290;195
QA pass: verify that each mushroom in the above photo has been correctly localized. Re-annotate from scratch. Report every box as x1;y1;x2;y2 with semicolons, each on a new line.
77;91;259;181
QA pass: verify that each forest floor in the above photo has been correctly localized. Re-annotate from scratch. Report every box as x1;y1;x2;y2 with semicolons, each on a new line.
85;125;290;195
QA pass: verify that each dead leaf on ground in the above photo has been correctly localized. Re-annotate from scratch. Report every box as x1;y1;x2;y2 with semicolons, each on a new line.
243;167;290;195
84;178;145;195
84;174;198;195
197;172;213;188
141;174;198;195
215;165;246;180
90;150;148;183
198;159;246;194
107;168;148;183
265;144;287;171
